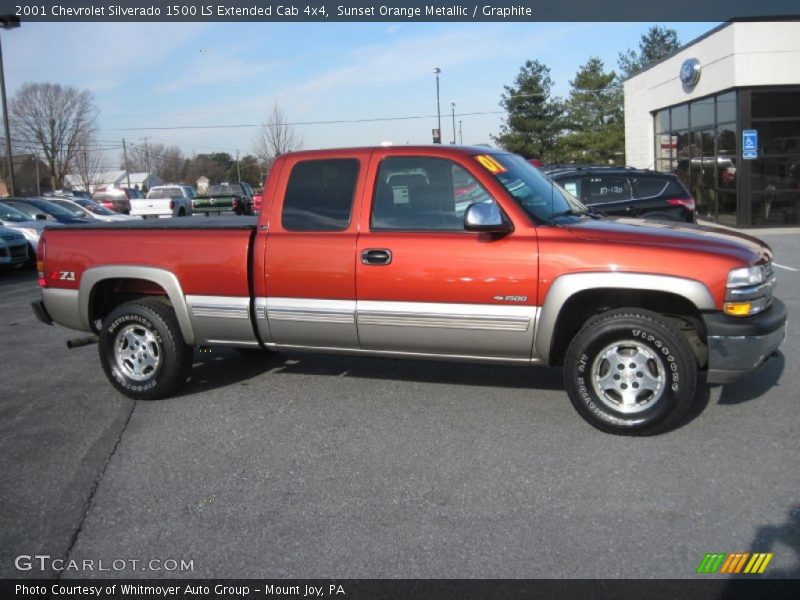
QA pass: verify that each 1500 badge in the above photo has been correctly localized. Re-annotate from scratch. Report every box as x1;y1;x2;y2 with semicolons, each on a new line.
494;295;528;302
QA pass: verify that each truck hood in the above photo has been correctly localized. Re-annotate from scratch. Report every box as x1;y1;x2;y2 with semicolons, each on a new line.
565;217;772;265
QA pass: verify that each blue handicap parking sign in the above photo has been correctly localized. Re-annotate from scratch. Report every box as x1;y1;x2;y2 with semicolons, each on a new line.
743;130;758;160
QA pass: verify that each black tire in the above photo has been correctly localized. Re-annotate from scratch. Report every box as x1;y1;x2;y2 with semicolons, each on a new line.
99;298;193;400
563;309;697;436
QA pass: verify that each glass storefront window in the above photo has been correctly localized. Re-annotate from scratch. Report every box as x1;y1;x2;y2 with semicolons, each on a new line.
690;97;715;129
671;104;689;130
655;110;670;134
751;190;800;226
752;90;800;120
717;123;738;192
716;91;736;123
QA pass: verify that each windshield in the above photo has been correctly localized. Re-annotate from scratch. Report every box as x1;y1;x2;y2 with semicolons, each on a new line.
75;200;116;215
25;199;81;218
49;199;91;217
0;203;34;222
207;184;242;196
476;153;588;223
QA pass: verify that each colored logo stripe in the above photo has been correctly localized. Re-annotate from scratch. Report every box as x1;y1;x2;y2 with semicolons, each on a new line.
697;553;726;574
696;552;773;574
744;553;773;574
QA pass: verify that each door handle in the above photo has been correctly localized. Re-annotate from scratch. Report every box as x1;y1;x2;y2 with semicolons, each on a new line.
361;248;392;265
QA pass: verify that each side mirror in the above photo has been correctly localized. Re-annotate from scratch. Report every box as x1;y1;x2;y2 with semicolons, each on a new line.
464;202;512;233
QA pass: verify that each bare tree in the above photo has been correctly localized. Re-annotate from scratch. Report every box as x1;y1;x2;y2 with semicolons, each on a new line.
9;83;98;190
252;103;303;174
121;142;184;182
71;139;106;193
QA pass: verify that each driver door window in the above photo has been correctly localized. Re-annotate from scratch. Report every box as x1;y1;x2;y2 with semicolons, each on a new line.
371;157;497;230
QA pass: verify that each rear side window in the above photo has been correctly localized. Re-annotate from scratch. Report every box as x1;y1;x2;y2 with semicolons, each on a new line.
281;159;359;231
631;176;686;198
147;187;182;199
587;176;632;203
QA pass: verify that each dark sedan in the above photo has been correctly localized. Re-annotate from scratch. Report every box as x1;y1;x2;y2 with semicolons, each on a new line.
1;198;95;225
544;166;696;223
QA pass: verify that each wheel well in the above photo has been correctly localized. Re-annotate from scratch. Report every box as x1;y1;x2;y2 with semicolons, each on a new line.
88;278;171;331
547;289;707;367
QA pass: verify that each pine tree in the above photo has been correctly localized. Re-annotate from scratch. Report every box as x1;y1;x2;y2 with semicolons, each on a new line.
492;60;564;162
559;58;624;165
618;25;681;80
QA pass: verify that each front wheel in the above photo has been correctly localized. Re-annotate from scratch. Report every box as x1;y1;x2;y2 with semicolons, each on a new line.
99;298;193;400
563;309;697;436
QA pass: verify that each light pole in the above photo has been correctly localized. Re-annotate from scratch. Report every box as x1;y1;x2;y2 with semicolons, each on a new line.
459;120;463;145
433;67;441;144
451;102;456;145
0;16;20;196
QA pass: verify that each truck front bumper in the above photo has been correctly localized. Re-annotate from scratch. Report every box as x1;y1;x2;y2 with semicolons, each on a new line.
704;297;787;384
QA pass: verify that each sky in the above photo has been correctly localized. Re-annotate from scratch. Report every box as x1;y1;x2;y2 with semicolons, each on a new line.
3;21;716;170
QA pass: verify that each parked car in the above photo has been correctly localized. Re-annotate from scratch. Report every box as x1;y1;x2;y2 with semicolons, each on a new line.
193;181;254;215
0;198;94;225
252;191;263;214
49;189;92;200
33;146;785;436
0;226;28;270
131;185;194;218
544;166;696;223
91;187;144;215
47;197;140;222
0;201;60;257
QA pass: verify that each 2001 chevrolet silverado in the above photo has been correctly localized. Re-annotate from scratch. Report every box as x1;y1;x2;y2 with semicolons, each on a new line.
32;146;786;435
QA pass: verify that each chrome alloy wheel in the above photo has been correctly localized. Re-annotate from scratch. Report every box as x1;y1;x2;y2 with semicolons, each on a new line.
114;324;161;381
590;341;665;414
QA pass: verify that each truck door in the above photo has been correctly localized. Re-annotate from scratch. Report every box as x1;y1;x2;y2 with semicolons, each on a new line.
263;153;367;349
355;152;539;361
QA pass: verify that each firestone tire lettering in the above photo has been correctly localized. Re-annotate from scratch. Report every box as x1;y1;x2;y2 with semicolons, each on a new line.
98;298;193;400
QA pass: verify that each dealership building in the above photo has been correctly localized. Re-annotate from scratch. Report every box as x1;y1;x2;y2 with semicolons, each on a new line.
624;19;800;227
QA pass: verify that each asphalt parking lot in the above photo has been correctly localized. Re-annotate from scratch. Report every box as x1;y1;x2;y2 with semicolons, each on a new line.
1;230;798;580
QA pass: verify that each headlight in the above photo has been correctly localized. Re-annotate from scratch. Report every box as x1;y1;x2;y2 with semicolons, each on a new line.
724;263;775;317
727;265;765;288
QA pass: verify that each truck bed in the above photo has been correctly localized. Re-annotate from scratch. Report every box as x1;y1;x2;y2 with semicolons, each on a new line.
41;217;257;297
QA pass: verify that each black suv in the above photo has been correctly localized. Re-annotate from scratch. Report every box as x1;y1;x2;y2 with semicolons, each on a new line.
543;166;696;223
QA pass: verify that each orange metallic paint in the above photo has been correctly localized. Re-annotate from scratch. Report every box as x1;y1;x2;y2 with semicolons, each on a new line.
42;146;768;313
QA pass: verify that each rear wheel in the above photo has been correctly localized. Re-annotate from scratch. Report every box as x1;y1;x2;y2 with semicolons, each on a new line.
563;309;697;435
99;298;193;400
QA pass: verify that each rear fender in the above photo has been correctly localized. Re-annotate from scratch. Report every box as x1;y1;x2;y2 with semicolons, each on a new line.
79;265;195;345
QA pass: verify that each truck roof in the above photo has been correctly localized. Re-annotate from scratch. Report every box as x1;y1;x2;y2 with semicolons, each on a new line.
281;145;506;159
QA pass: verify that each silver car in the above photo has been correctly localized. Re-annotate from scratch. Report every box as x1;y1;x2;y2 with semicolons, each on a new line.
0;201;61;256
47;196;141;222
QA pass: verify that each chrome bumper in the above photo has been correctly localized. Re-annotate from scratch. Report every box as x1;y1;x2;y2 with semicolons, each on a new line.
704;298;787;384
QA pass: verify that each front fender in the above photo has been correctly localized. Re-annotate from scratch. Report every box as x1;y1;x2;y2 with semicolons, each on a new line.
534;272;715;363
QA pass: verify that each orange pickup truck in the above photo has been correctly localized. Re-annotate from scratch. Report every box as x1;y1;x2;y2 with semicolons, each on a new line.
32;146;786;435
